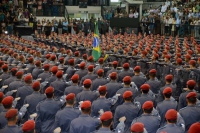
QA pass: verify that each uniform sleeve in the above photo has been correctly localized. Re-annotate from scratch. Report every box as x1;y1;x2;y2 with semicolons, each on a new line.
108;94;119;105
176;112;185;131
113;108;120;129
54;112;60;130
69;121;75;133
35;104;41;133
115;121;125;133
178;95;184;110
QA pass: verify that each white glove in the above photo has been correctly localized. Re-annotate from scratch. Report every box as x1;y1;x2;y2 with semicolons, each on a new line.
54;127;61;133
98;109;104;116
119;116;126;122
30;113;37;119
0;85;8;92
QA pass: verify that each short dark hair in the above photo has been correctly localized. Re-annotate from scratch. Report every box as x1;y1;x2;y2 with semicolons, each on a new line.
46;93;54;98
84;84;91;89
102;118;113;127
2;67;8;72
0;97;3;103
163;93;172;98
167;119;177;123
16;75;23;79
11;70;18;76
188;85;195;90
166;79;172;83
98;73;104;77
131;132;143;133
99;91;107;96
81;107;91;113
149;73;156;77
66;99;75;105
7;114;17;121
134;70;140;73
72;80;79;84
124;96;132;101
141;90;149;94
23;130;35;133
124;81;131;85
187;97;197;104
3;104;12;109
143;108;153;114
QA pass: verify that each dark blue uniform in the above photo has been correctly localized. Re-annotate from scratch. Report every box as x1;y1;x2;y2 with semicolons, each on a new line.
32;67;44;79
38;71;51;82
7;79;24;92
135;94;155;108
55;106;81;133
105;81;122;98
74;69;88;80
146;79;161;94
131;75;146;89
91;78;108;91
118;70;134;82
0;125;22;133
0;73;10;87
76;90;99;106
0;109;7;129
64;84;83;96
50;79;67;98
3;76;16;86
156;124;184;133
80;73;98;85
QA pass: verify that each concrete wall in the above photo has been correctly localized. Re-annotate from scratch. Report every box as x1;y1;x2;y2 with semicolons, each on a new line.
66;6;101;13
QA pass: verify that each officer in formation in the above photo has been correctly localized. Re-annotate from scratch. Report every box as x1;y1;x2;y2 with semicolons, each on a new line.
0;33;200;133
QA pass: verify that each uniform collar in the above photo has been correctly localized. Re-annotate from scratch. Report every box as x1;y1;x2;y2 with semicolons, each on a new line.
80;114;90;117
187;105;196;107
98;128;111;131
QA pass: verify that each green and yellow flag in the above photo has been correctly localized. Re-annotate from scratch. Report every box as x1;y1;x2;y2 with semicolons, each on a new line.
92;22;101;61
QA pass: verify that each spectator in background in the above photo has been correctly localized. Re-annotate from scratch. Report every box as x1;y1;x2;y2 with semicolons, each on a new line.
129;11;134;18
133;10;139;18
62;19;68;34
58;19;62;34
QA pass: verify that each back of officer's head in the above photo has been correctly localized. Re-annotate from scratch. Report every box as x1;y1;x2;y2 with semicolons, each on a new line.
43;64;50;71
2;64;8;72
45;87;54;98
163;87;172;99
81;101;91;114
112;61;118;69
66;93;75;105
22;120;35;133
149;69;156;79
187;80;196;90
5;109;18;123
186;92;197;105
71;74;79;84
98;86;107;96
123;76;131;86
11;68;18;76
165;109;177;124
110;72;117;81
140;84;150;94
97;69;104;78
123;91;133;102
24;74;33;84
2;96;13;109
16;71;24;79
165;75;173;83
0;92;3;104
32;81;40;92
87;65;94;73
142;101;153;114
100;111;113;128
123;63;130;71
83;79;92;89
131;122;144;133
134;66;141;74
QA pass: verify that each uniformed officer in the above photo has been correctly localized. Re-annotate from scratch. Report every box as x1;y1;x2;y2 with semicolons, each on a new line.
91;86;119;117
156;87;178;126
50;70;67;98
0;64;10;87
131;101;160;133
114;91;140;132
131;66;146;89
24;81;46;120
135;84;155;112
94;58;104;74
118;63;134;82
91;69;108;91
80;65;98;85
156;109;184;133
25;57;35;74
76;79;98;107
37;64;51;82
32;60;44;80
16;74;34;110
45;66;58;84
65;58;76;80
55;93;81;133
0;92;4;113
69;101;101;133
43;54;51;64
3;67;17;86
105;72;122;99
74;62;88;80
35;87;62;133
106;61;119;77
146;69;161;94
178;80;200;110
188;122;200;133
22;120;35;133
0;109;22;133
131;122;148;133
179;92;200;131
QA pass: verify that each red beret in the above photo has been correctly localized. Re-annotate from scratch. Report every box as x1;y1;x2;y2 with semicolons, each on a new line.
189;60;196;65
165;74;173;80
16;71;24;76
100;111;113;121
51;55;56;60
134;49;138;54
28;57;34;62
97;69;104;75
123;63;130;69
59;57;64;62
98;58;104;64
98;85;107;92
188;122;200;133
165;54;171;59
68;58;74;65
112;61;118;66
56;71;63;78
134;66;141;71
11;68;18;72
176;53;181;58
110;72;117;79
46;54;50;59
22;120;35;132
83;79;92;85
163;87;172;94
131;122;144;132
123;76;131;83
51;66;58;74
35;60;41;66
188;50;193;55
124;48;129;53
165;109;177;120
0;92;4;99
2;64;8;70
66;93;75;100
44;64;50;70
88;65;94;71
0;61;4;66
186;92;197;98
24;75;32;82
45;87;54;94
81;101;91;109
82;54;88;59
5;109;18;119
154;53;159;58
74;51;80;56
142;101;154;109
176;58;182;64
123;91;133;99
79;62;86;69
185;54;191;59
140;84;150;90
187;80;196;87
66;49;71;54
198;57;200;61
71;74;79;81
88;56;94;62
149;69;156;74
2;96;13;105
142;50;147;56
32;81;40;90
